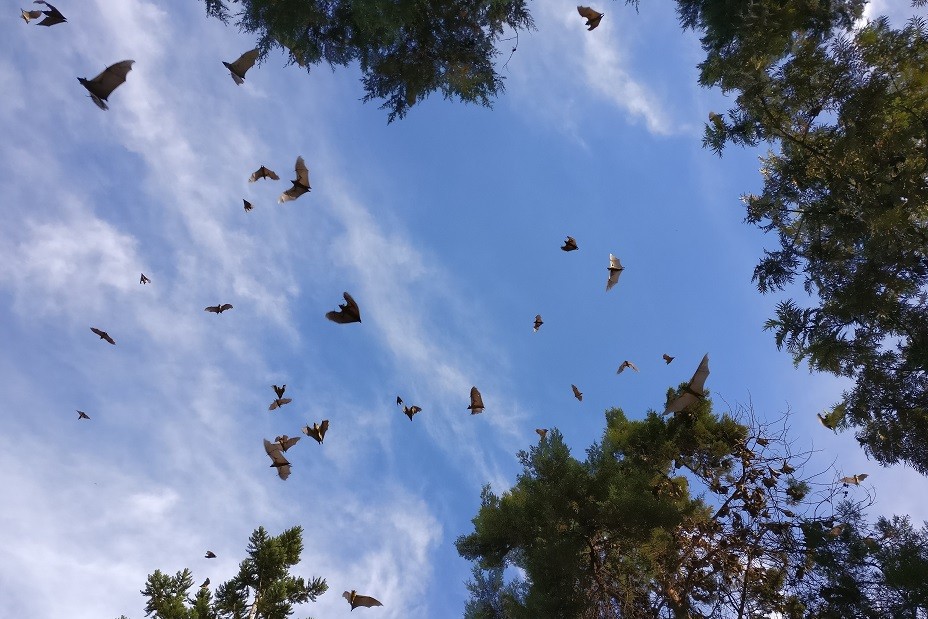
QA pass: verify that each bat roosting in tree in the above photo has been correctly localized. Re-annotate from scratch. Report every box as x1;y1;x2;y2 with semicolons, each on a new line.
263;439;291;480
467;386;484;414
577;6;603;30
278;156;310;203
343;590;383;610
396;396;422;421
90;327;116;345
204;304;233;314
223;48;259;85
78;60;134;110
663;354;710;415
248;166;278;182
326;292;361;324
302;420;329;444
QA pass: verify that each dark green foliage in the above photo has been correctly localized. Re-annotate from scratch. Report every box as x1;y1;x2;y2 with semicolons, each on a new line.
689;0;928;473
121;526;326;619
201;0;535;121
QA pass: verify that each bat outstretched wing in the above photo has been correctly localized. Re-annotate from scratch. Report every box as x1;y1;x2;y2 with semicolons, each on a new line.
268;397;292;410
224;48;259;84
249;166;279;182
278;156;310;203
688;354;710;394
79;60;134;109
343;590;383;609
326;291;361;323
572;384;583;401
468;386;484;414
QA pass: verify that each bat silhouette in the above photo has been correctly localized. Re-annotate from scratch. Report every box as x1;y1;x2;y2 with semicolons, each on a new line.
268;397;292;411
617;360;639;374
533;314;543;332
223;48;259;85
274;434;301;451
709;112;725;132
205;550;216;558
77;410;91;420
90;327;116;345
200;578;210;588
396;396;421;421
326;291;361;324
561;236;578;251
536;428;548;440
21;9;42;22
264;439;291;479
33;1;66;26
140;273;150;284
827;523;847;537
205;304;233;314
278;156;310;203
243;199;253;211
577;6;603;30
343;590;383;610
248;166;279;182
662;354;675;364
840;474;868;485
572;384;583;401
467;386;484;414
302;420;329;444
817;405;845;432
663;354;710;415
78;60;134;110
273;384;286;399
606;254;624;291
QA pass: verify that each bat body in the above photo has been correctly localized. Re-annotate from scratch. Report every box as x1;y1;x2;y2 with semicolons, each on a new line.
205;303;233;314
78;60;134;110
536;428;548;440
274;434;301;451
77;410;90;420
223;48;259;85
243;199;253;211
663;354;710;415
606;254;624;291
278;156;310;203
533;314;543;332
264;439;291;479
200;578;210;588
817;406;845;432
326;291;361;324
33;1;66;26
577;6;603;30
561;236;578;251
302;420;329;444
268;397;292;411
840;474;868;485
467;386;484;414
572;384;583;401
662;354;674;364
140;273;150;284
709;112;725;131
248;166;279;182
396;397;421;421
343;590;383;610
205;550;216;558
90;327;116;345
617;360;639;374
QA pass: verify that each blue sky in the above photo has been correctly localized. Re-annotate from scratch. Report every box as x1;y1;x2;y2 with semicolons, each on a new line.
1;0;925;617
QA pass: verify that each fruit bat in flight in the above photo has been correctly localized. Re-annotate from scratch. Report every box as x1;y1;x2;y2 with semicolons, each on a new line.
663;354;710;415
467;386;484;414
343;590;383;610
326;291;361;324
617;360;639;374
77;410;91;420
662;354;674;364
302;420;329;444
32;1;66;26
273;384;286;399
817;405;845;432
21;9;42;22
268;397;292;411
536;428;548;440
577;6;603;30
243;199;253;211
263;439;291;479
606;254;624;291
205;304;233;314
205;550;217;558
840;474;868;485
561;236;578;251
278;156;310;203
223;48;259;85
274;435;301;451
572;384;583;401
140;273;150;284
396;396;421;421
90;327;116;345
248;166;279;182
533;314;543;332
78;60;134;110
200;578;210;588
